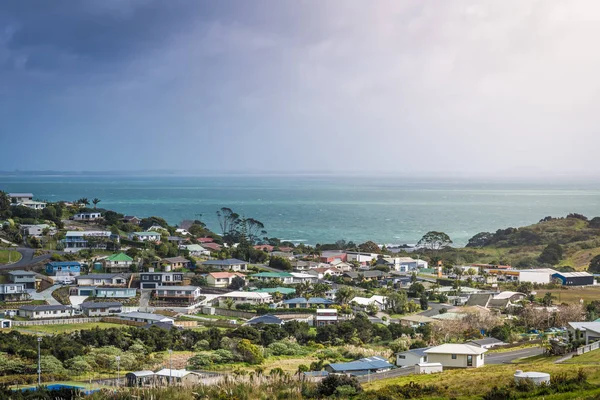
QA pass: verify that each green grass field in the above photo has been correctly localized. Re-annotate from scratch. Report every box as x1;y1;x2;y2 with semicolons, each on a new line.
13;322;126;334
564;348;600;365
543;286;600;304
0;250;22;264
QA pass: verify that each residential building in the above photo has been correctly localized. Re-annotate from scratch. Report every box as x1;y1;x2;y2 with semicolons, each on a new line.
80;301;122;317
201;242;222;252
20;224;54;238
552;272;595;286
73;212;102;221
399;315;435;328
175;228;191;236
396;347;431;367
103;253;135;273
346;251;378;265
18;200;47;210
291;260;329;271
329;260;354;272
162;256;191;271
206;272;245;288
118;312;174;325
7;270;37;289
424;344;487;368
315;308;338;326
325;288;338;300
202;259;249;272
0;283;29;301
282;297;334;309
75;274;127;287
216;291;272;306
351;295;388;311
250;272;294;284
62;231;118;252
154;369;202;386
167;236;186;245
251;287;296;295
182;244;210;257
344;270;388;281
466;338;506;349
122;216;141;225
154;286;202;303
18;305;73;319
290;272;319;284
8;193;33;203
306;267;343;279
45;261;81;276
325;356;394;376
376;257;423;272
245;314;284;326
567;322;600;345
129;232;162;242
319;251;347;263
0;319;12;329
75;287;137;298
139;272;184;289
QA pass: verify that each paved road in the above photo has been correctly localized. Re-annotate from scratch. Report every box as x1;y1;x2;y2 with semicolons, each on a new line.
29;285;61;305
418;301;451;317
486;346;545;364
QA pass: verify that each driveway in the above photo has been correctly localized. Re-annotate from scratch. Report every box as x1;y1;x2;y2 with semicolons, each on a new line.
418;301;451;317
29;285;61;305
486;346;545;364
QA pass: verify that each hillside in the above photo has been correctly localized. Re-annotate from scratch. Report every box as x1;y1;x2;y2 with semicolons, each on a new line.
463;214;600;271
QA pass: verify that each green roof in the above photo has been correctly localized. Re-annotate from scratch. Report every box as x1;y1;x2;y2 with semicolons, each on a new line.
252;287;296;294
106;253;133;262
251;272;293;278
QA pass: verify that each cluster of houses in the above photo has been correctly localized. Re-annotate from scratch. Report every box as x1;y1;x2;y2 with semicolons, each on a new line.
460;264;596;287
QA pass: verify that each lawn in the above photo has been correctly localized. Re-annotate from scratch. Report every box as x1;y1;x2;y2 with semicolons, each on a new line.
543;286;600;304
0;250;22;264
564;348;600;365
13;322;126;334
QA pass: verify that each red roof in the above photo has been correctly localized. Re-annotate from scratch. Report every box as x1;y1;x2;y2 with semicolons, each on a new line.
202;243;222;250
279;247;294;252
209;272;245;279
254;245;275;252
198;237;215;243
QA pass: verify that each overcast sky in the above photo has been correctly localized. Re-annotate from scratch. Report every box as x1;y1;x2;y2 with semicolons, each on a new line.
1;1;599;176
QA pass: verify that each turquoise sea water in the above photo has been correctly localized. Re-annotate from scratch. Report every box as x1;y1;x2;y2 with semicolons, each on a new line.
1;175;600;246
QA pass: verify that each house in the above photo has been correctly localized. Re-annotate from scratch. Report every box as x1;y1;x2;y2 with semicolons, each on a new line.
487;291;526;309
351;295;388;310
75;274;127;287
399;315;435;328
162;257;191;271
103;253;135;273
424;344;487;368
175;228;190;236
17;200;47;210
315;309;338;326
329;260;354;272
201;242;222;252
154;369;202;386
8;193;33;203
344;270;387;281
251;287;296;295
129;232;162;242
139;272;184;289
7;270;37;289
467;338;507;349
282;297;334;309
216;291;272;306
245;314;284;326
73;212;102;221
319;251;347;263
118;312;175;325
254;244;275;252
147;225;167;232
182;244;210;257
122;216;141;225
62;231;118;252
18;305;73;319
346;251;378;265
325;288;337;300
552;272;595;286
306;267;343;279
202;259;249;272
292;260;329;271
80;301;122;317
518;268;558;284
290;272;319;284
206;272;245;288
21;224;54;238
126;371;155;387
567;322;600;345
75;286;137;298
45;261;81;276
154;286;202;303
0;283;29;301
396;347;432;367
167;236;186;245
250;272;294;284
325;356;394;376
376;257;422;272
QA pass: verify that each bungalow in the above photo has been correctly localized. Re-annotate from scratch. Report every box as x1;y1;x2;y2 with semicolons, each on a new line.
567;322;600;345
399;315;435;328
424;344;487;368
319;251;347;263
122;216;141;225
0;283;29;302
162;256;191;272
251;287;296;295
206;272;246;288
45;261;81;276
351;295;388;311
18;305;73;319
167;236;187;245
8;193;33;203
7;270;37;289
290;272;319;284
80;301;122;317
245;314;284;326
282;297;334;309
21;224;54;238
344;270;388;281
306;267;343;280
62;231;118;252
201;242;222;252
75;286;137;298
129;232;162;242
346;251;378;265
396;347;431;367
154;286;202;303
202;259;248;272
139;272;184;289
329;260;354;272
154;369;202;387
17;200;46;210
250;272;294;284
291;260;329;271
118;312;175;325
182;244;210;257
216;291;272;306
325;356;394;376
315;308;338;327
103;253;135;273
76;273;127;287
73;212;102;221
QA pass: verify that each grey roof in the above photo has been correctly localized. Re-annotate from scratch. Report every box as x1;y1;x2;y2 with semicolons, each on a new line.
80;302;122;309
283;297;334;305
8;193;33;197
126;371;155;377
203;258;248;266
245;314;283;325
398;347;432;357
344;270;386;279
19;305;72;311
76;274;125;280
7;270;37;276
118;312;173;321
163;256;189;263
304;371;329;377
467;338;505;347
465;293;492;307
327;356;393;372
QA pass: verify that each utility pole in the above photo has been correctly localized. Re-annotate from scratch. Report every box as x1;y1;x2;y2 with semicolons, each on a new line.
115;356;121;387
168;349;173;385
37;337;42;386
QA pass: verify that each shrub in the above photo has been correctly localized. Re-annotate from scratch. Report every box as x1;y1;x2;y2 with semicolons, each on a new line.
482;386;516;400
317;374;362;397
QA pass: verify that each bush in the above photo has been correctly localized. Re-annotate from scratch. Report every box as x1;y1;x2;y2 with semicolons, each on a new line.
317;374;362;397
483;386;516;400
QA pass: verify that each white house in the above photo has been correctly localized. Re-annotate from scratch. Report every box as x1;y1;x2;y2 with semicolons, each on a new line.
396;347;431;367
75;274;127;287
154;286;202;303
182;244;210;257
8;193;33;203
129;232;162;242
346;251;378;265
424;344;487;368
118;312;174;325
62;231;118;252
175;228;190;236
202;259;249;272
351;295;388;310
290;272;319;284
315;309;338;327
73;212;102;221
21;224;54;237
80;302;122;317
206;272;246;288
18;305;73;319
306;267;343;280
216;291;272;306
567;322;600;345
518;269;559;284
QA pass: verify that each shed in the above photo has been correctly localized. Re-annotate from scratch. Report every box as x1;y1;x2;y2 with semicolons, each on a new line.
126;370;155;387
155;369;202;386
415;362;443;374
552;272;594;286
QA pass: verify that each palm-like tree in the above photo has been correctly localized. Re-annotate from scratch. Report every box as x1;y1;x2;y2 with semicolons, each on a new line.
77;198;90;207
92;198;101;209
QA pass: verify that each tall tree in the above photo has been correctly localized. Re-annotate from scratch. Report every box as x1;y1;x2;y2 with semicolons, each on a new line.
216;207;240;237
92;198;101;209
417;231;453;252
334;286;356;305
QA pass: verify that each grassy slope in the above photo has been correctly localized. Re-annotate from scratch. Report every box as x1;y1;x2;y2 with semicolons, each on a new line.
13;322;126;334
0;250;22;264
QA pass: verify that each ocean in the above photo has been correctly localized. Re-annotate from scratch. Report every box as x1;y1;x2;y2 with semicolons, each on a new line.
1;174;600;247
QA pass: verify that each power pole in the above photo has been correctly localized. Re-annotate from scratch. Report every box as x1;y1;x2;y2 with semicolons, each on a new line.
37;337;42;386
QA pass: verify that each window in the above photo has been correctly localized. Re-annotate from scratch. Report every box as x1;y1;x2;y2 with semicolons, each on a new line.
142;276;149;281
467;355;473;367
451;354;457;360
398;355;406;359
153;276;160;281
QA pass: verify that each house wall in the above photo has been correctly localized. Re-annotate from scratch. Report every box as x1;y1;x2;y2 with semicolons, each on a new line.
95;289;137;298
519;271;552;284
84;307;122;317
19;309;73;319
426;353;484;368
396;353;425;367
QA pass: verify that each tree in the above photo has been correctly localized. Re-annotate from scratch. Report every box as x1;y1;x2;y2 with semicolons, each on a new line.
466;232;493;248
268;256;292;271
317;374;362;397
516;282;533;295
334;287;356;305
538;243;563;265
216;208;240;238
297;364;309;379
92;198;101;209
77;198;90;207
228;276;246;290
417;231;452;252
236;339;264;364
387;290;408;314
224;298;235;310
589;217;600;229
542;292;554;307
419;294;429;310
358;241;380;253
589;255;600;273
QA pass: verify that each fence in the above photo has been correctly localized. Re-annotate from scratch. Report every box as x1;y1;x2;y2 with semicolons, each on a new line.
577;341;600;355
212;308;256;319
101;317;146;327
12;317;101;326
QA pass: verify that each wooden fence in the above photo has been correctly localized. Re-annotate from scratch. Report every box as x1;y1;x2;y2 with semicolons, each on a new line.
101;317;145;327
577;341;600;355
12;317;101;326
212;308;256;319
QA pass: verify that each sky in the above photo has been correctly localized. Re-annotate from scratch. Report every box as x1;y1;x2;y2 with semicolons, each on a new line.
1;1;600;176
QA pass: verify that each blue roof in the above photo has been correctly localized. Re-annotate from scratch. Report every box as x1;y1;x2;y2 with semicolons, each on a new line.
46;261;81;267
203;258;248;266
245;314;283;325
303;371;329;377
283;297;334;305
327;356;393;372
